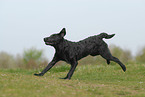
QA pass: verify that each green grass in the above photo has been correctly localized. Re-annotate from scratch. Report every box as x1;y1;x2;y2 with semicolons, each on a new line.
0;64;145;97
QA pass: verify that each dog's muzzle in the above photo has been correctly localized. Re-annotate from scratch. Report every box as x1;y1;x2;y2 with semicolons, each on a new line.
44;38;53;45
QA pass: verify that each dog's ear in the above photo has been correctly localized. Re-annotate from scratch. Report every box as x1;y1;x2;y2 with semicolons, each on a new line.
59;28;66;37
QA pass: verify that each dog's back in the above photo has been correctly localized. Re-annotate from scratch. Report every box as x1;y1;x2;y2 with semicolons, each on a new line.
77;33;115;46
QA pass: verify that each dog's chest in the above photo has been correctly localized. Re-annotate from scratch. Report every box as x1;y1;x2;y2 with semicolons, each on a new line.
55;49;73;63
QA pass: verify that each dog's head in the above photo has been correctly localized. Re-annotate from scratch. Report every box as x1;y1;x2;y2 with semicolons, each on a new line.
44;28;66;46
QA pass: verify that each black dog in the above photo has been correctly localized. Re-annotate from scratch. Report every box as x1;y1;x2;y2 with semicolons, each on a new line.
34;28;126;79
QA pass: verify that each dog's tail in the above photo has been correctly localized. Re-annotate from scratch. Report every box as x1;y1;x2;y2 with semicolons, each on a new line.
99;33;115;39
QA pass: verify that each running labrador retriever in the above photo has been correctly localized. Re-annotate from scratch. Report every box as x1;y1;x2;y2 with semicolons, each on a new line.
34;28;126;79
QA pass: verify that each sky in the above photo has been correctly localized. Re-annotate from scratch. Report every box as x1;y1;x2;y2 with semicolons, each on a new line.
0;0;145;60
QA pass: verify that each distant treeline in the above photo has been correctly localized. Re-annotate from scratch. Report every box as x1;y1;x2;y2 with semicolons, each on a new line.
0;44;145;69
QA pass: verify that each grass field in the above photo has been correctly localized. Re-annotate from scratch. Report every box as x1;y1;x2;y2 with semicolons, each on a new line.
0;63;144;97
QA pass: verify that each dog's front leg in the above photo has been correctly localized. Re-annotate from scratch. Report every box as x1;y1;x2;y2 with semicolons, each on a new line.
34;57;59;76
60;61;78;80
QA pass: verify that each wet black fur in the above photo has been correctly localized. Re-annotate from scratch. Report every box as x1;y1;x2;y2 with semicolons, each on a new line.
34;28;126;79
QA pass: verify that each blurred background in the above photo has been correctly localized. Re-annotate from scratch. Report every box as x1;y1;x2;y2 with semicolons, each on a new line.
0;0;145;69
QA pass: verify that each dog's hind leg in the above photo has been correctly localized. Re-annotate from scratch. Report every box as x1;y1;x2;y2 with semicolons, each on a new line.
60;61;78;80
110;56;126;72
99;47;126;72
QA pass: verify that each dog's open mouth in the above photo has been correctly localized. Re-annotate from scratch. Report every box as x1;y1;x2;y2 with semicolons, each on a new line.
45;41;53;45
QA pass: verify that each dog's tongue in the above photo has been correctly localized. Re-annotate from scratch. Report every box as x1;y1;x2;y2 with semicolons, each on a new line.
45;42;52;45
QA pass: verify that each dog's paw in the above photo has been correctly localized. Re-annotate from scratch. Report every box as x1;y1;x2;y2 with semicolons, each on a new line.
34;73;44;76
123;67;126;72
121;65;126;72
59;77;70;80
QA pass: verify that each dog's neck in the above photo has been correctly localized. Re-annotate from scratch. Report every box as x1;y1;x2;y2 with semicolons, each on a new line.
53;39;68;50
